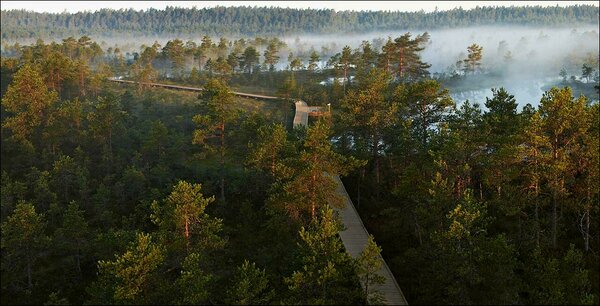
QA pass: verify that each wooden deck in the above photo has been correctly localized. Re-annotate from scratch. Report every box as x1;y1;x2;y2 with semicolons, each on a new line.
293;101;408;305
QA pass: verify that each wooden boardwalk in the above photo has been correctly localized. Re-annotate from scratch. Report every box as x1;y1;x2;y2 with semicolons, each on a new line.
107;77;280;100
293;102;408;305
108;77;408;304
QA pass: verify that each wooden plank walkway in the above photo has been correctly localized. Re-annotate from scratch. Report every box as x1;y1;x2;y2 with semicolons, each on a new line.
293;102;408;305
107;77;281;100
108;77;408;304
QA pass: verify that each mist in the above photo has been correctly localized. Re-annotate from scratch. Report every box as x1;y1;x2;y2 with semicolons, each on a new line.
4;25;597;107
277;25;599;107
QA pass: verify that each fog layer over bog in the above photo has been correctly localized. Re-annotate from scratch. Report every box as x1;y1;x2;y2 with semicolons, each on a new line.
280;26;599;107
12;26;595;107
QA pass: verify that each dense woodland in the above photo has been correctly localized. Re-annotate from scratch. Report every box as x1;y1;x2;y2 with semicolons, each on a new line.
1;5;599;40
1;6;600;305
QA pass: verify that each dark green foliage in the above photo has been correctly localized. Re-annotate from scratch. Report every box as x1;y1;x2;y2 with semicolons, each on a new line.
226;260;274;305
284;207;361;304
1;202;48;303
356;235;386;304
90;232;165;304
1;5;598;40
1;34;598;305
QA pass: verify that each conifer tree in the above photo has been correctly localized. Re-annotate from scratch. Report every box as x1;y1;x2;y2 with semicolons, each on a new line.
192;79;237;202
226;260;273;305
1;202;48;294
356;235;386;304
285;207;358;304
1;64;58;147
463;43;483;75
94;233;165;304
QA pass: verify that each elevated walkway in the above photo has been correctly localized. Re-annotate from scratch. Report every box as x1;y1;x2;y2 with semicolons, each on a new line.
294;102;407;305
108;78;408;304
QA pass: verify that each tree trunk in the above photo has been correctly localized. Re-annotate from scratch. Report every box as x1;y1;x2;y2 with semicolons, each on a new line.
76;247;82;275
535;192;540;248
220;122;225;202
373;135;380;200
552;191;557;248
79;70;86;96
364;273;370;304
584;206;590;252
517;214;522;248
271;150;276;176
311;154;317;221
311;171;316;221
375;157;380;200
398;48;404;79
414;212;423;246
343;67;347;94
185;217;190;251
357;168;364;209
108;127;113;162
27;255;32;290
386;56;391;73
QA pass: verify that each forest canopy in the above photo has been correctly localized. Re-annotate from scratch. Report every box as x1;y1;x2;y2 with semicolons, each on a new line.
1;4;599;304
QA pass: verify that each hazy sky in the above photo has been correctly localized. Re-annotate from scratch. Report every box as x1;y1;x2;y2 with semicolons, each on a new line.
1;1;598;13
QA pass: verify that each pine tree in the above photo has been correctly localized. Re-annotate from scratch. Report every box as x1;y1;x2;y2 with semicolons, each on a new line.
226;260;274;305
176;252;213;304
93;233;165;304
378;37;395;74
418;190;519;304
87;94;125;173
270;121;359;222
141;120;169;165
463;43;483;75
339;68;396;197
1;64;59;147
192;79;237;202
538;87;588;248
573;103;599;252
307;50;320;72
227;52;239;74
247;122;289;176
162;39;185;78
150;181;224;254
54;201;89;276
482;88;521;199
559;68;568;83
340;45;353;92
1;202;48;294
263;41;280;72
581;63;594;83
395;79;454;148
285;207;359;304
240;46;259;74
356;235;386;304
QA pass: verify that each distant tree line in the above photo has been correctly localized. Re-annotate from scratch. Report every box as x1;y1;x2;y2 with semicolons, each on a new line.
1;5;599;40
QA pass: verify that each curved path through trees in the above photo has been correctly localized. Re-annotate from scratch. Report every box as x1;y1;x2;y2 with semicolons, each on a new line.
108;77;408;305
